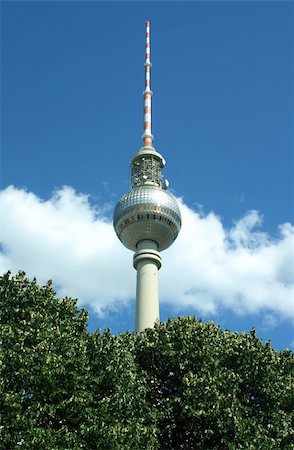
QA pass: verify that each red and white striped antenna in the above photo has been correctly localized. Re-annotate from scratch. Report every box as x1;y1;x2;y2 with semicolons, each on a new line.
142;20;154;148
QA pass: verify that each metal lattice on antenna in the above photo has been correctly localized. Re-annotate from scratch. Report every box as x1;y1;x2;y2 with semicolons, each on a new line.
142;20;154;148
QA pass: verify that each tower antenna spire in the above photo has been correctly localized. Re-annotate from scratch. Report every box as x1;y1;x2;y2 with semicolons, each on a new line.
142;20;153;148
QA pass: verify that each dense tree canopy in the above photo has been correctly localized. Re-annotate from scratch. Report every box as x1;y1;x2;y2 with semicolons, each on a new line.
1;272;293;449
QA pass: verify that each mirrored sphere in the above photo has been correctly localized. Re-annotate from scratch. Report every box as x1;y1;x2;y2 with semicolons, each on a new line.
113;185;181;251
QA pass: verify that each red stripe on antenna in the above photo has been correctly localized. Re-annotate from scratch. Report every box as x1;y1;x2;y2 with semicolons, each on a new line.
143;20;153;148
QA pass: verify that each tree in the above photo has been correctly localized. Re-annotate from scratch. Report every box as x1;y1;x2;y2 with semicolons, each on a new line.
1;272;293;449
0;271;90;449
0;272;156;449
134;318;293;449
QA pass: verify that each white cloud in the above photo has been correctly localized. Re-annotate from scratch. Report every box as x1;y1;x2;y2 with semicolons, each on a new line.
0;186;132;314
0;185;293;320
161;201;294;318
261;313;279;330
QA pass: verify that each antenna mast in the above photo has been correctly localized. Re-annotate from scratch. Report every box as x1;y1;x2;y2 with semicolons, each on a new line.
142;20;153;148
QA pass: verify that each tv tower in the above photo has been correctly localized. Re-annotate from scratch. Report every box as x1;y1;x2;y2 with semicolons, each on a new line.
113;21;181;332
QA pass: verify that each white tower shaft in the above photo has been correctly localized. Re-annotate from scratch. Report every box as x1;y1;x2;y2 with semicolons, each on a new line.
133;240;162;332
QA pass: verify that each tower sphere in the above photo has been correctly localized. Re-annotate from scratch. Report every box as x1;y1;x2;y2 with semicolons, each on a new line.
113;184;181;252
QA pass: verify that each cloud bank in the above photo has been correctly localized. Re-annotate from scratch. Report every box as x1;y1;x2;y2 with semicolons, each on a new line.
0;186;293;320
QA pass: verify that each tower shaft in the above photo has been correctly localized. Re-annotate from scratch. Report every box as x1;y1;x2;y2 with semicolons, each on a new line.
133;240;161;332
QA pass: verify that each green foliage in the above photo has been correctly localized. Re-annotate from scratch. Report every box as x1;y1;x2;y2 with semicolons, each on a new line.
1;272;293;449
1;271;90;449
135;319;293;449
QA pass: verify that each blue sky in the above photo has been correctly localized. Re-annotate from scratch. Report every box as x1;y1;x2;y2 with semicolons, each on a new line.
1;2;293;350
